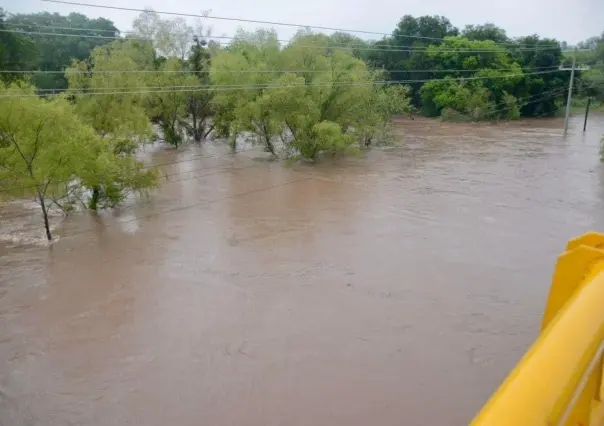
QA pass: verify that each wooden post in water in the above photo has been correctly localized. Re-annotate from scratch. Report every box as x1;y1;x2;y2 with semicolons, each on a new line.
583;97;591;132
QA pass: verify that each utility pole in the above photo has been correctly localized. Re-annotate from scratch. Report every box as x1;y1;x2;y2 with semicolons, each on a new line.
563;49;576;135
583;97;591;132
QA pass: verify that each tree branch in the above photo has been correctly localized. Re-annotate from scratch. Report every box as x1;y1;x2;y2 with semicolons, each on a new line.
30;118;47;166
11;135;33;176
203;124;214;139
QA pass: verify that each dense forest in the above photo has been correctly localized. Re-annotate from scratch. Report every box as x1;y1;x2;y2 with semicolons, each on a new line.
1;7;603;239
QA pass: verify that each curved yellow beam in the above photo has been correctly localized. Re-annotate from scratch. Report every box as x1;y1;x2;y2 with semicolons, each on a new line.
471;242;604;426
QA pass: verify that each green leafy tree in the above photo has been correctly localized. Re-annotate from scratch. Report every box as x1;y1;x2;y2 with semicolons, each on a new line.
421;78;494;120
367;15;459;78
66;38;157;209
146;57;198;148
132;10;194;60
211;29;282;151
212;31;409;160
576;33;604;102
0;83;99;240
185;36;213;142
0;9;38;83
462;24;509;43
511;36;566;116
418;37;522;118
7;12;119;90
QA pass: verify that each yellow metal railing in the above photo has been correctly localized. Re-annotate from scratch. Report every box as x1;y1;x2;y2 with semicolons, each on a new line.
471;232;604;426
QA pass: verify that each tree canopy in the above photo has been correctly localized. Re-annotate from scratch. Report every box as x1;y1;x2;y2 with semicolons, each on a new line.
7;11;119;90
211;30;410;159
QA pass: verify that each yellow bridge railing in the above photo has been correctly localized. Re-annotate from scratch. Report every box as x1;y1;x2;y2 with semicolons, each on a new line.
471;232;604;426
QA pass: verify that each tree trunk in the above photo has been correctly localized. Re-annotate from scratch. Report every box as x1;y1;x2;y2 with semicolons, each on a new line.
265;137;276;156
262;123;276;156
203;124;214;140
38;194;52;241
89;186;100;210
171;118;179;148
192;114;201;142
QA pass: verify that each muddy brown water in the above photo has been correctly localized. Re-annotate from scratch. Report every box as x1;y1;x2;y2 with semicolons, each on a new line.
1;116;604;426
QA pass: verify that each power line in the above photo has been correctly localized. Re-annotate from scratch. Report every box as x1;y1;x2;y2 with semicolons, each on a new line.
0;66;561;75
142;146;259;169
1;164;314;246
0;88;575;194
0;28;564;54
0;146;261;192
2;22;571;56
40;0;565;50
40;70;563;92
50;174;314;244
487;88;567;117
0;70;564;98
160;161;258;185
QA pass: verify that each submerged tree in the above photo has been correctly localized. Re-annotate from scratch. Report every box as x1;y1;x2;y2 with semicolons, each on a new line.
211;30;410;160
146;57;198;148
0;84;99;240
66;38;157;209
185;36;213;142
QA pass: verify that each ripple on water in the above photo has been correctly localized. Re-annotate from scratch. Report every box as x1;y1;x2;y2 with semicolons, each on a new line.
1;115;604;426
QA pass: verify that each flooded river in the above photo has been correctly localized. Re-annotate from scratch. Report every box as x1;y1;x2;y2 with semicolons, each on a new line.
2;115;604;426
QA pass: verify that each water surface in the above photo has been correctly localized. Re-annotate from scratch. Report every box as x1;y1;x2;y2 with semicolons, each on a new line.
1;115;604;425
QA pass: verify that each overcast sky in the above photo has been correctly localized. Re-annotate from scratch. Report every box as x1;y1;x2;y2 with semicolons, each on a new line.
5;0;603;45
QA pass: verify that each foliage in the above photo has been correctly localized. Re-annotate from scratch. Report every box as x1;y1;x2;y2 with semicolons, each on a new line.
0;83;98;239
462;24;509;44
66;39;157;209
0;9;38;84
211;31;409;160
132;10;194;60
145;57;198;148
368;15;567;118
7;12;119;90
132;10;214;145
511;36;566;116
574;33;604;102
416;37;524;119
185;36;213;142
421;78;493;119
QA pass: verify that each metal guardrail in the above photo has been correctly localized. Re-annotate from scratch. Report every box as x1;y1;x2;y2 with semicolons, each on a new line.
471;232;604;426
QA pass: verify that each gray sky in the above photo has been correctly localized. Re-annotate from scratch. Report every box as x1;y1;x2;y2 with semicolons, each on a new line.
4;0;603;45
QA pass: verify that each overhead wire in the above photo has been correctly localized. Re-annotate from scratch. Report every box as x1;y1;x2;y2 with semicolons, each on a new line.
36;70;566;92
0;3;596;245
41;173;315;244
40;0;567;50
2;166;314;247
487;88;567;117
0;28;566;54
0;146;262;192
0;66;562;75
0;86;582;194
0;70;566;98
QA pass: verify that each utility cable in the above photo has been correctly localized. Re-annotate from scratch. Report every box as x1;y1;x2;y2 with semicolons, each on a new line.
0;66;562;75
39;0;566;50
0;28;567;54
0;146;261;192
38;173;315;244
0;70;564;98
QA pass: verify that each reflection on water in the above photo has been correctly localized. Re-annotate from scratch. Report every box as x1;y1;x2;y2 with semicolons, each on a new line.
1;116;604;426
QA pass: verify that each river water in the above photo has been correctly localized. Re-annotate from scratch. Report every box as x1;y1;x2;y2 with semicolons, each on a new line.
1;115;604;426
